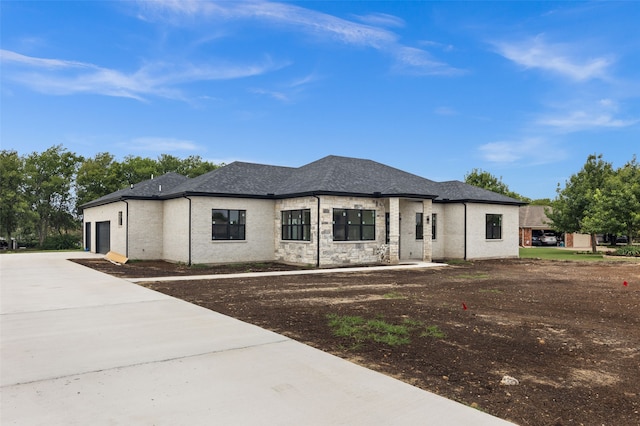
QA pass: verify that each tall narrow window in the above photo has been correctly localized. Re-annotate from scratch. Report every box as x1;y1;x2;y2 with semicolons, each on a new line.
118;211;123;227
282;209;311;241
212;209;246;240
432;213;437;240
333;209;375;241
416;213;424;240
486;214;502;240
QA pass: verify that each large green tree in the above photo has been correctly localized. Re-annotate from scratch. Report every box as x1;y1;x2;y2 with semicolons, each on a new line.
24;145;83;245
582;157;639;244
464;168;530;202
547;154;614;252
0;150;29;240
75;152;124;210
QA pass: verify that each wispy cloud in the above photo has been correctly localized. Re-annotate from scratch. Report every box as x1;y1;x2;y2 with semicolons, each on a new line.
352;13;405;28
0;49;284;101
537;98;639;132
493;35;613;81
434;106;458;116
479;138;565;164
125;137;201;152
138;0;462;76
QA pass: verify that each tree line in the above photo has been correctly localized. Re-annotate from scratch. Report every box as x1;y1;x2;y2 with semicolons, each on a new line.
0;145;221;247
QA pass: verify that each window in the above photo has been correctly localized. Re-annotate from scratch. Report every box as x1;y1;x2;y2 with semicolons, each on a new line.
282;209;311;241
416;213;423;240
212;209;246;240
486;214;502;239
431;213;437;240
118;211;123;227
333;209;375;241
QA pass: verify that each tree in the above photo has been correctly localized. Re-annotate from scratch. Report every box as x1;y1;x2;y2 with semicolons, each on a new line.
547;154;614;252
75;152;124;210
23;145;83;245
464;168;530;202
582;157;639;244
119;155;160;185
0;150;29;240
157;154;221;177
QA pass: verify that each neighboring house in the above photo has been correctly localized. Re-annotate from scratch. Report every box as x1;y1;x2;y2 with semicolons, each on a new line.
81;155;525;266
518;205;591;248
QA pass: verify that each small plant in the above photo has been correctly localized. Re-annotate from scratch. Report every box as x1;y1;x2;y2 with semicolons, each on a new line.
383;291;406;299
421;325;446;339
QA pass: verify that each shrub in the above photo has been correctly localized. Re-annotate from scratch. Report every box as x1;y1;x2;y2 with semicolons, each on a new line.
614;246;640;257
41;234;80;250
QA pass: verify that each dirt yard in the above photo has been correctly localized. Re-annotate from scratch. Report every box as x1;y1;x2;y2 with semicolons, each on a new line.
73;258;640;426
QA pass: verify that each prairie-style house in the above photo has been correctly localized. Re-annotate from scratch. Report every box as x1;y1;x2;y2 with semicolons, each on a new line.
81;156;525;266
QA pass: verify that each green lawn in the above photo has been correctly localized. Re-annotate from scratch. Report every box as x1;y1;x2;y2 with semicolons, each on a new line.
519;247;638;262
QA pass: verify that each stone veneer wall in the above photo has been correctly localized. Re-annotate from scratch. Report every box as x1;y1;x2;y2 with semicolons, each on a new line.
274;197;318;266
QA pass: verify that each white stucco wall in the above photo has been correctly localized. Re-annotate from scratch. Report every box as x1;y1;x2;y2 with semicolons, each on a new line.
465;203;520;259
437;203;466;260
399;200;427;260
82;202;127;255
189;197;276;265
162;198;190;264
127;200;164;260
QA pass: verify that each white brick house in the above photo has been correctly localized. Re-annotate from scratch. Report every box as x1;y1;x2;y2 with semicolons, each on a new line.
81;156;524;266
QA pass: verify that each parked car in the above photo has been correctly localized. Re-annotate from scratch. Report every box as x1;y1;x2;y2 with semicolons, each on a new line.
540;233;558;246
616;235;628;244
531;235;542;246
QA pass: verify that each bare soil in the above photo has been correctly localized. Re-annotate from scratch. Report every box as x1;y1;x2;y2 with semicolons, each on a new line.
72;258;640;426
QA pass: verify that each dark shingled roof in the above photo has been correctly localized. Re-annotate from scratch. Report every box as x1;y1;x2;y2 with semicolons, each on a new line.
434;180;524;205
82;156;526;208
81;172;189;208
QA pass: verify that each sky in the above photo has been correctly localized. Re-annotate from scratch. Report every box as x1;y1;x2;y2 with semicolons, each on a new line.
1;1;639;200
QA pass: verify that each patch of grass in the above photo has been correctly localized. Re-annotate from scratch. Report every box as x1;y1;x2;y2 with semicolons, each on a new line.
327;314;446;347
382;291;406;299
421;325;446;339
457;273;490;279
519;248;604;261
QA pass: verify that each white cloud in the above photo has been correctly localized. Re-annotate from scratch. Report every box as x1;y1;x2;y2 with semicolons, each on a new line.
137;0;462;76
434;106;457;116
479;138;564;164
352;12;405;28
0;49;284;101
126;137;200;152
538;111;638;131
494;35;613;81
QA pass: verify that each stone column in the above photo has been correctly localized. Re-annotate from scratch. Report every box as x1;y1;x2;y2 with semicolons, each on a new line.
422;199;433;262
388;197;400;264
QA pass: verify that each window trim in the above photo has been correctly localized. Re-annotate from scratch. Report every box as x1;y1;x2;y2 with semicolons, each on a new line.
212;209;246;240
281;209;311;241
333;208;376;241
485;213;502;240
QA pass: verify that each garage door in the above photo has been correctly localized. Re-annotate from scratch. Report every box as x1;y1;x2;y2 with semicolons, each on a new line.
96;221;110;254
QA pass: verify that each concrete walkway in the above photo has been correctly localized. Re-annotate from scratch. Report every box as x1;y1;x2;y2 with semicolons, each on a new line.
1;252;515;425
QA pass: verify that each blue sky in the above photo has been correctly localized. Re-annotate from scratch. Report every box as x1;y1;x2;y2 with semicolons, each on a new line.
1;1;638;200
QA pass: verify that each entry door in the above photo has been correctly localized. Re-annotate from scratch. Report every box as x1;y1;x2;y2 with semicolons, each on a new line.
96;221;111;254
85;222;91;251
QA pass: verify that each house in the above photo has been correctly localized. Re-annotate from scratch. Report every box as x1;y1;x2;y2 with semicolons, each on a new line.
81;155;525;266
518;205;591;248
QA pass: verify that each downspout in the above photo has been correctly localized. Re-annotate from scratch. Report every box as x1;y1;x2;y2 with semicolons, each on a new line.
123;199;129;258
183;195;192;266
463;203;468;260
312;195;321;268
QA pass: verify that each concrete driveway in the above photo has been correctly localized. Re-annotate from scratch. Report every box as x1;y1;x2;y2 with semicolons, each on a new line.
1;252;514;425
